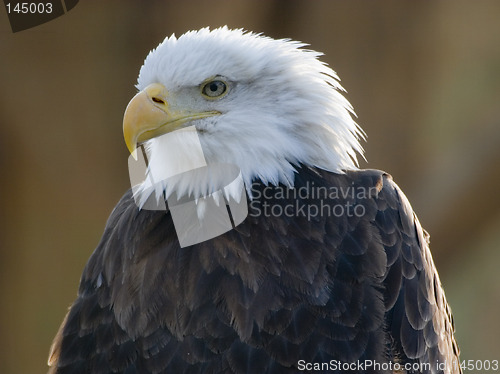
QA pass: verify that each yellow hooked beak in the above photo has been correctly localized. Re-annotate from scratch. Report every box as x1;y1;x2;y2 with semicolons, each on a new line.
123;83;220;158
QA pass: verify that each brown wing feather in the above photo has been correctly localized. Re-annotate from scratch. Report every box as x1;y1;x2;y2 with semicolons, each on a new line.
378;174;461;374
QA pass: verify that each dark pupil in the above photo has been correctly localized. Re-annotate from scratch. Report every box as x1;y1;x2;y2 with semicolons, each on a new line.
209;82;219;92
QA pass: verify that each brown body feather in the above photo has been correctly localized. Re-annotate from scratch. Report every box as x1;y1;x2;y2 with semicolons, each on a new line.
49;167;460;374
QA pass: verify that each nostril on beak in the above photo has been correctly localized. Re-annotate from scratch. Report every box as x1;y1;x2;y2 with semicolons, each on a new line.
151;97;165;105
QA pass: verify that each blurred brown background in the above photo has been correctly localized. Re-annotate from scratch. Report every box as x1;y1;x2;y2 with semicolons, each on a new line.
1;1;500;373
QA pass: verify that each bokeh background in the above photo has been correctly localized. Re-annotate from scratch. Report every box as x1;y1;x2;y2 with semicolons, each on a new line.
1;1;500;373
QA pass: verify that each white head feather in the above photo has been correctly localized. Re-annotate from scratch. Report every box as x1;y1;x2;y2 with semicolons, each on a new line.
134;27;364;201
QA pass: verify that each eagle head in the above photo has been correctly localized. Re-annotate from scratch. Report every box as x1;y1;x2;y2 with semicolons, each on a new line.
123;27;364;201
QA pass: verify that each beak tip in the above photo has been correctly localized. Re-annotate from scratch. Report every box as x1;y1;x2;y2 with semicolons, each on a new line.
124;126;138;160
127;145;138;160
131;150;138;161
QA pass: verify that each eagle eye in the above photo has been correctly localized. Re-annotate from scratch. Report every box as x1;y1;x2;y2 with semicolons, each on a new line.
201;80;227;99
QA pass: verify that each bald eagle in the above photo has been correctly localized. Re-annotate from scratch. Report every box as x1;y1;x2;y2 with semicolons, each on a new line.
48;27;460;374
